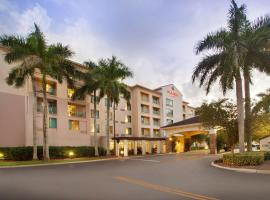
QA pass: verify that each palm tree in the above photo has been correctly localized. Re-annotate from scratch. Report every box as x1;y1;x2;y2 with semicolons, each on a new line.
97;56;133;155
1;24;75;160
253;89;270;114
3;54;39;160
241;17;270;151
193;0;247;153
73;61;100;156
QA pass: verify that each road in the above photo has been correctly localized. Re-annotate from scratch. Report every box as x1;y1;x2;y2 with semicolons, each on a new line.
0;152;269;200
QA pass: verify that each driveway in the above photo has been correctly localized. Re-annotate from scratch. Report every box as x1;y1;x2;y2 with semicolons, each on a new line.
0;152;269;200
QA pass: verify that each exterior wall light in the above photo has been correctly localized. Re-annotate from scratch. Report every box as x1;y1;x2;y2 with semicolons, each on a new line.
169;137;173;141
0;152;4;159
68;151;75;158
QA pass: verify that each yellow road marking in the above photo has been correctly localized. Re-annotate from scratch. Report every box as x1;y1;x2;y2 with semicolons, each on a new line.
114;176;219;200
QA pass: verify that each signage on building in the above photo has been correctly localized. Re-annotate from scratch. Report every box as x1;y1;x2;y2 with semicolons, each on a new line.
167;86;178;97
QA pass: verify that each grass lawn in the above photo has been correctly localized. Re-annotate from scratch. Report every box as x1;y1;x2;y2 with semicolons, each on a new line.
0;156;115;167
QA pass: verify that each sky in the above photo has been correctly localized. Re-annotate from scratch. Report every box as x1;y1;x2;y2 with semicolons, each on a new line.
1;0;270;106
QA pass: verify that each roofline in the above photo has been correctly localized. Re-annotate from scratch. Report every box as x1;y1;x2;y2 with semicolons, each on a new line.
259;134;270;140
161;122;202;130
130;84;162;95
154;83;174;91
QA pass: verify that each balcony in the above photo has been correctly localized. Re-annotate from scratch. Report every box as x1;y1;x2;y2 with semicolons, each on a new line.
153;129;161;137
141;128;150;137
35;80;56;96
37;99;57;114
68;103;86;118
141;116;150;125
153;108;160;115
152;96;160;105
141;104;150;114
141;93;149;102
153;119;160;126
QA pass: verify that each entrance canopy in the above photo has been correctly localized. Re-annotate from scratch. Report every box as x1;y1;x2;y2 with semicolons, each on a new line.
161;116;217;154
161;116;209;138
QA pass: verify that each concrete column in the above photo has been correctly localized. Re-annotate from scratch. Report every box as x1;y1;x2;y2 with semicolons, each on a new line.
149;141;153;154
142;140;146;155
157;141;161;154
134;141;137;155
209;129;217;154
116;142;120;157
124;140;128;157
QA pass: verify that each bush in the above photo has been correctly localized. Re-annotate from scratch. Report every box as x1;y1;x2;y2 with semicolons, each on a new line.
263;151;270;160
0;146;107;161
223;152;265;166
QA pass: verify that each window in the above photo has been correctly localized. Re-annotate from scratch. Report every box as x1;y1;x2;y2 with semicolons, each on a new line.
141;116;150;125
91;124;100;133
105;98;112;107
153;129;160;136
110;112;113;120
125;115;132;123
141;104;149;113
91;95;100;104
69;120;79;131
141;93;149;102
67;88;75;98
141;128;150;136
48;100;57;114
166;119;173;125
152;96;160;104
68;103;86;118
166;98;173;107
153;118;160;126
182;105;186;112
183;114;186;120
109;126;113;134
125;128;132;135
49;118;57;128
166;108;173;117
153;107;160;115
126;102;131;111
91;110;99;119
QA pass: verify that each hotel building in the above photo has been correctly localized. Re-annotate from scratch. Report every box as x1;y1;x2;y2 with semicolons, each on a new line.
0;46;197;156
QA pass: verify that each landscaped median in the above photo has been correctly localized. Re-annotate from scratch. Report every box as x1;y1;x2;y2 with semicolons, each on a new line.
0;146;117;168
212;151;270;174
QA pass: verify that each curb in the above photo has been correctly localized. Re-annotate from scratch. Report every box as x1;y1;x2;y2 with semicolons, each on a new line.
211;161;270;174
0;153;174;169
0;157;121;169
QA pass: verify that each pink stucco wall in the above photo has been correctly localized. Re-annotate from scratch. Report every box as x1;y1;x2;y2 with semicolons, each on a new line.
0;92;26;147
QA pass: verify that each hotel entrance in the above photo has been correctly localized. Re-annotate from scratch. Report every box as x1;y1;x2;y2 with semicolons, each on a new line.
112;136;167;157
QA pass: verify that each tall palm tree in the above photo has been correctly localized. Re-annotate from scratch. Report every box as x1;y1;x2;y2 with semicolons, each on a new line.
73;61;100;156
193;0;247;153
241;17;270;151
97;56;133;155
1;24;75;160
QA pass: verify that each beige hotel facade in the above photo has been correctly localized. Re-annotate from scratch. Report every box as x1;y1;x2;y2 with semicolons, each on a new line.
0;46;196;156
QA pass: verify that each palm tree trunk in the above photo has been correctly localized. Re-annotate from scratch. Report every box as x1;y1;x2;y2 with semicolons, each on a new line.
42;75;50;160
31;77;38;160
244;73;252;152
113;103;116;156
94;90;99;156
106;99;110;155
235;73;245;153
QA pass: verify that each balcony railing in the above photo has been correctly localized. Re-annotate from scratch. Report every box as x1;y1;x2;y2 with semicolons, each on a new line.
153;110;160;115
37;105;57;114
142;133;151;137
141;108;149;114
68;111;86;118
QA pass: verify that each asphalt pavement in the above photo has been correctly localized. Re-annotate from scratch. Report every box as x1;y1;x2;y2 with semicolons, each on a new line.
0;153;269;200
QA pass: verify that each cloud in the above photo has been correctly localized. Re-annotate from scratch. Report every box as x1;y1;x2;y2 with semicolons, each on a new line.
1;1;270;107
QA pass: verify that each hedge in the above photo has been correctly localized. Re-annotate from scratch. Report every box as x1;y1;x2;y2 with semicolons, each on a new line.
223;152;265;166
0;146;107;161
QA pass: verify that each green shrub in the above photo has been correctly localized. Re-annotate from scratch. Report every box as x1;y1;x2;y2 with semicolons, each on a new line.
0;146;106;161
223;152;265;166
263;151;270;160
